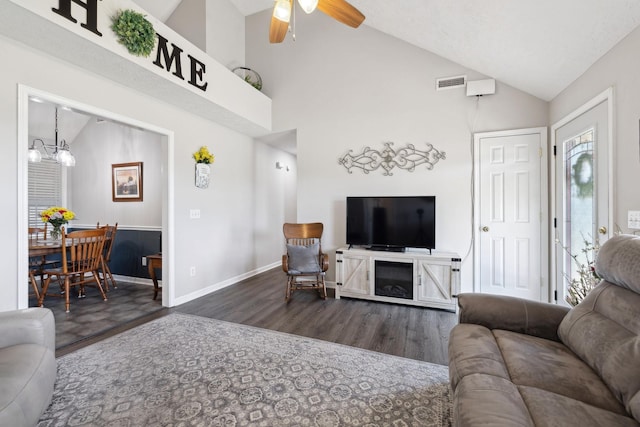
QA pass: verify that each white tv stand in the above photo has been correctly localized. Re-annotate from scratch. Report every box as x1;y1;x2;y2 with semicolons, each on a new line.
335;246;461;312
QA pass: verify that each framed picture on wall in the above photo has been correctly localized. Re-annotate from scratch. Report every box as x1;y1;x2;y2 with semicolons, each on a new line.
112;162;143;202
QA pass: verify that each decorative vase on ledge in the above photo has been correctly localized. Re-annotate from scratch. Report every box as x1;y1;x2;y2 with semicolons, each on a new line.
195;163;211;189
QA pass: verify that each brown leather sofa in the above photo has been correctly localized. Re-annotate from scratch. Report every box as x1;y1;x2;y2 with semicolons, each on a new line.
448;234;640;426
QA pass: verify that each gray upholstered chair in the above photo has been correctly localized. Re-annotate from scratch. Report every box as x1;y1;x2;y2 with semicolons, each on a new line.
0;308;56;425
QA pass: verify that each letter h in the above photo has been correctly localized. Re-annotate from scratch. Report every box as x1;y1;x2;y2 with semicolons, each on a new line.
52;0;103;37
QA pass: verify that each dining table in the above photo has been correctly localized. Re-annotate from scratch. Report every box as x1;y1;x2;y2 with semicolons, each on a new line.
28;239;65;257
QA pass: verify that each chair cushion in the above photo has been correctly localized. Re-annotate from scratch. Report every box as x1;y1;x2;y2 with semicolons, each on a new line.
287;242;321;273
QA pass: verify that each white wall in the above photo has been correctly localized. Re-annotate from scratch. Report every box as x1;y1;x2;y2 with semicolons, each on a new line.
206;0;246;70
165;0;206;52
253;144;298;267
165;0;246;84
0;33;285;311
167;0;247;70
246;10;549;290
70;120;163;227
550;25;640;235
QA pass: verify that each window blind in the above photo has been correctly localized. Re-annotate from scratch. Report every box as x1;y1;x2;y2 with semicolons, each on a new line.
28;160;62;228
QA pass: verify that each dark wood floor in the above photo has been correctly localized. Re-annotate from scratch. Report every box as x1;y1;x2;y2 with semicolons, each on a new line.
59;268;458;365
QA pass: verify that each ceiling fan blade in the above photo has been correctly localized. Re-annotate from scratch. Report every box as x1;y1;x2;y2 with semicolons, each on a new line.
269;16;289;43
269;1;292;43
317;0;365;28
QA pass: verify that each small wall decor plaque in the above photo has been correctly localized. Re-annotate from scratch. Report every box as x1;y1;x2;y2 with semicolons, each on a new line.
193;146;215;189
338;142;446;176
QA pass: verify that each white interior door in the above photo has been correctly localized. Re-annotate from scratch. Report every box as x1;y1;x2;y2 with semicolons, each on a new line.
552;89;612;306
474;128;548;301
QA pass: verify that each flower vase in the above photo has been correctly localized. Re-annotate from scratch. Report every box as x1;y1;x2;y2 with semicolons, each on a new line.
195;163;211;189
50;224;62;240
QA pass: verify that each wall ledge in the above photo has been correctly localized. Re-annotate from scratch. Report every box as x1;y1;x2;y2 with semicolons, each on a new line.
0;0;272;137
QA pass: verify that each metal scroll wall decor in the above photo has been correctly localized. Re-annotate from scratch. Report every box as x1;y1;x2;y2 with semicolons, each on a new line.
338;142;446;176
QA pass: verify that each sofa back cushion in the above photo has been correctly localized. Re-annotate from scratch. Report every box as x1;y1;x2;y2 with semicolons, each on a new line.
558;235;640;421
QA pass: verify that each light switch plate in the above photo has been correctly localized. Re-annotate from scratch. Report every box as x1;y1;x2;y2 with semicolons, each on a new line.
189;209;201;219
628;210;640;229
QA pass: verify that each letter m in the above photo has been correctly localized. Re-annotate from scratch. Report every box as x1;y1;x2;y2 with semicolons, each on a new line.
153;34;185;80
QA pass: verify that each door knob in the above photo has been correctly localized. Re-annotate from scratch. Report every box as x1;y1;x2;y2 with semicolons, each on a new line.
482;226;489;232
598;226;607;234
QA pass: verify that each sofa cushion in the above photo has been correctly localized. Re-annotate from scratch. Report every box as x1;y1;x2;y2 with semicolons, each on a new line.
495;330;626;415
558;281;640;421
448;323;511;390
450;323;625;414
519;385;639;427
0;343;56;426
453;373;535;426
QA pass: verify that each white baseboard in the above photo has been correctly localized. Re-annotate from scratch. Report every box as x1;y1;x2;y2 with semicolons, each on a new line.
172;262;281;306
112;275;155;286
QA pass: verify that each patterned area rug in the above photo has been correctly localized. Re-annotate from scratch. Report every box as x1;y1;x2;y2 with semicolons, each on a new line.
39;313;452;426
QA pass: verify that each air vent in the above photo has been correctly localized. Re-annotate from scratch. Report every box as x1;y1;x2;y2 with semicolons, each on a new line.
435;75;467;91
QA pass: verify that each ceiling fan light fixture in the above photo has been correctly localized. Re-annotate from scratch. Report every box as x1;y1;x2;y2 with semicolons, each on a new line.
298;0;318;14
273;0;292;23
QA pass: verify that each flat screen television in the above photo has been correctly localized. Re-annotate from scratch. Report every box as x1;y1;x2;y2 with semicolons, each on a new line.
346;196;436;251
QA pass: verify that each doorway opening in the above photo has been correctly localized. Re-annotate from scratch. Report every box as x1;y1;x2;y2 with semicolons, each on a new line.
17;85;175;311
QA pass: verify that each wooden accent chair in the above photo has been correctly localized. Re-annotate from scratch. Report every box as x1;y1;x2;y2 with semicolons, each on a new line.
38;227;108;313
282;222;329;302
96;222;118;290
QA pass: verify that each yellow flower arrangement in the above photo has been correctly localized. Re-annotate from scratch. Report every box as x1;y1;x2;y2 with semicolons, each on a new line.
40;206;76;239
193;146;215;164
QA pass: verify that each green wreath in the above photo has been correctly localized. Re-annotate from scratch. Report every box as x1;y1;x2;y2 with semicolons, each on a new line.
572;152;593;198
111;9;156;57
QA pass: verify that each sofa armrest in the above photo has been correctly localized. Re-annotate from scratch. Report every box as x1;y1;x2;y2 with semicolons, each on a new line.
0;308;55;352
457;293;570;342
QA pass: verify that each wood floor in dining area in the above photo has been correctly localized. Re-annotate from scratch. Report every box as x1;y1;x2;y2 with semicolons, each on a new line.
56;268;459;365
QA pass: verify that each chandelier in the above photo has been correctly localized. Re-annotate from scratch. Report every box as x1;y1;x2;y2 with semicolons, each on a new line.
28;107;76;167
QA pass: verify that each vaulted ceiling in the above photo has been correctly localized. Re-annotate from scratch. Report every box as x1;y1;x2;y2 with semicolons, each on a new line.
135;0;640;102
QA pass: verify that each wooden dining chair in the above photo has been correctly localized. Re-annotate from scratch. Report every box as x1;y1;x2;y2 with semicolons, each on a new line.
96;222;118;290
281;222;329;302
27;225;60;300
38;227;108;313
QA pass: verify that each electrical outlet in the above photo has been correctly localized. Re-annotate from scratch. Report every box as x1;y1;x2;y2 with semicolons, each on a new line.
190;266;196;277
189;209;201;219
141;256;147;266
629;210;640;229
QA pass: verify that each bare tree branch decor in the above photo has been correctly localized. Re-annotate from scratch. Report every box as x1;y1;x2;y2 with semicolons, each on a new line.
338;142;446;176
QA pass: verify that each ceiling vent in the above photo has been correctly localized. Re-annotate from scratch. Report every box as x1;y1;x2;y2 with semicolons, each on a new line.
435;75;467;91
